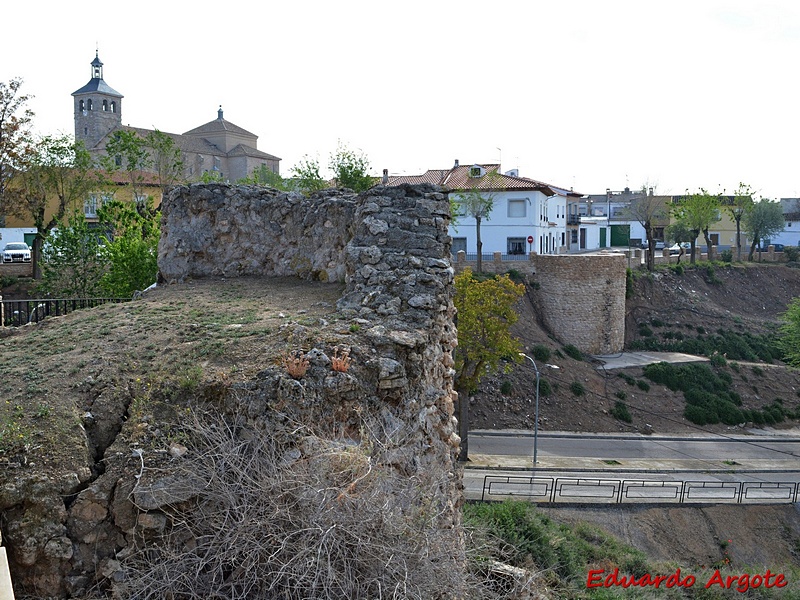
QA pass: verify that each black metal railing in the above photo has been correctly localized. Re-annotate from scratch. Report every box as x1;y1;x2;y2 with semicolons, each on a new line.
2;297;132;327
567;214;581;226
481;475;800;505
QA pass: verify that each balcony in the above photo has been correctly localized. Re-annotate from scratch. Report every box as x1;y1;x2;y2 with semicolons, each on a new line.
567;214;581;226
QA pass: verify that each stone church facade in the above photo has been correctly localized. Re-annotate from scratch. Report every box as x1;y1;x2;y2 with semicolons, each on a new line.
72;53;281;182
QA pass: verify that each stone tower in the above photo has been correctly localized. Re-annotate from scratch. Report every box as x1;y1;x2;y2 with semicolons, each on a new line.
72;52;123;149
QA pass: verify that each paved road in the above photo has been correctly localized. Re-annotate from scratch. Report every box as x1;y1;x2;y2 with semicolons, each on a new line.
463;430;800;503
469;430;800;467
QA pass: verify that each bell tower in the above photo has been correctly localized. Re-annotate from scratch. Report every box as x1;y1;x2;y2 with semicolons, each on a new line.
72;51;124;150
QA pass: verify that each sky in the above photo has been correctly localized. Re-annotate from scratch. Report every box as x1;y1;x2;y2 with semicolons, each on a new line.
3;0;800;199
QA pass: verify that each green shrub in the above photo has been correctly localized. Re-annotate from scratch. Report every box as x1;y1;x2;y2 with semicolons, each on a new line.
710;353;727;367
785;246;800;262
611;401;632;423
570;381;585;396
650;318;665;328
615;390;627;401
563;344;583;361
752;365;765;377
720;249;733;262
670;263;685;275
530;344;551;363
618;373;636;386
638;325;654;337
635;380;650;392
626;268;634;299
538;378;552;397
500;381;513;395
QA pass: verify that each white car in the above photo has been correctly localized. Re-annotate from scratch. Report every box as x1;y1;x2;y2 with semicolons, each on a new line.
2;242;32;263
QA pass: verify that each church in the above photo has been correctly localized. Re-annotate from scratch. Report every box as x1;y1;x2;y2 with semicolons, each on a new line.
72;52;281;182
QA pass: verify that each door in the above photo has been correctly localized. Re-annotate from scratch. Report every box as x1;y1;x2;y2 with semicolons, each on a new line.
599;228;607;248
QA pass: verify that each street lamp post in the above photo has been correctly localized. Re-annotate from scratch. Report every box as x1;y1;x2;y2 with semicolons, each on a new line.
519;353;540;465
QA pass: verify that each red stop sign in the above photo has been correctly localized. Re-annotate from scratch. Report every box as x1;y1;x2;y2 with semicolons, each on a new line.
527;235;534;244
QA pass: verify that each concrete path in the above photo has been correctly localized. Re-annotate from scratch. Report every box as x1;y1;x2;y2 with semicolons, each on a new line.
592;351;709;370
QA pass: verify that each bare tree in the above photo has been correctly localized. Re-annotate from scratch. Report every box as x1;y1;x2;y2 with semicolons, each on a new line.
625;185;669;271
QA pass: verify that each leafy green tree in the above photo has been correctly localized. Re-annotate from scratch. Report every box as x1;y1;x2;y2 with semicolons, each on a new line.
454;268;524;460
10;134;96;277
238;164;289;190
37;210;107;298
290;155;326;195
743;198;785;261
673;189;720;264
724;182;755;261
97;197;160;297
453;170;498;274
329;142;373;192
0;78;34;227
665;222;693;264
100;129;152;202
625;185;669;271
144;129;184;193
779;298;800;368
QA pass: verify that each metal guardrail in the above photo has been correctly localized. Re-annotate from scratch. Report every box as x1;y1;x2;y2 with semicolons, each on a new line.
481;475;800;504
2;297;132;327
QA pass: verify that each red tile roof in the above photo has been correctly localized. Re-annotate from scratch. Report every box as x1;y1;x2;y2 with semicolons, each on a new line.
385;164;580;196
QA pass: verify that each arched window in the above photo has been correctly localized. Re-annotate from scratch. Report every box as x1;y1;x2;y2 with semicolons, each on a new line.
87;99;93;111
110;101;116;113
102;100;108;111
79;100;85;111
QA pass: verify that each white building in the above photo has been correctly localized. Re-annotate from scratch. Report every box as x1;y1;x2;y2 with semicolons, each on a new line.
386;162;582;256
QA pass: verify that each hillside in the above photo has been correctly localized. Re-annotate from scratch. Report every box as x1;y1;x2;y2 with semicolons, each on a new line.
470;262;800;435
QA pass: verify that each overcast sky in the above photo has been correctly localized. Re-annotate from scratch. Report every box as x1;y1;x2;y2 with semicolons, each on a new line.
3;1;799;199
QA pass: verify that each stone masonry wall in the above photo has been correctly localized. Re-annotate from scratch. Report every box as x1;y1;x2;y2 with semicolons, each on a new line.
158;184;358;283
531;254;626;354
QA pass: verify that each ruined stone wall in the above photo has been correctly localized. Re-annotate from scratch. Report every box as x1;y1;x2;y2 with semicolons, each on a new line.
531;254;626;354
158;184;357;283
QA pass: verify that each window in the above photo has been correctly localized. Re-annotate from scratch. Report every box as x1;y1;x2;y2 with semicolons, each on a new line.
79;100;85;111
452;237;467;255
110;101;116;113
469;165;484;178
102;100;108;111
507;238;525;255
87;99;93;111
571;230;578;244
84;194;100;217
507;199;526;218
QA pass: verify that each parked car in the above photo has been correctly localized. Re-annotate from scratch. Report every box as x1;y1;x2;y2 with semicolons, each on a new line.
668;243;691;255
757;243;785;252
2;242;31;263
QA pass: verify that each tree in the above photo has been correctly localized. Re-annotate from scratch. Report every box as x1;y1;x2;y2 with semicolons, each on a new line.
673;189;720;264
238;164;289;190
290;155;326;195
100;129;152;203
0;78;34;227
453;170;498;274
329;141;373;192
144;129;184;193
779;298;800;368
664;222;693;264
724;182;755;261
37;210;107;298
97;197;161;297
10;134;96;278
743;198;785;261
453;268;524;461
625;186;669;271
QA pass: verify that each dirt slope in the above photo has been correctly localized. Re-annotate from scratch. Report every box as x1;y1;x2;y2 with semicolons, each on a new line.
470;263;800;436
